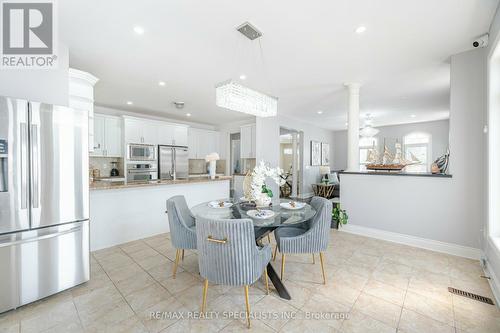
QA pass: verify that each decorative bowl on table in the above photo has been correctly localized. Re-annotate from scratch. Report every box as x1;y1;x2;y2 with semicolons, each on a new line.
280;201;306;210
208;200;233;209
246;209;275;219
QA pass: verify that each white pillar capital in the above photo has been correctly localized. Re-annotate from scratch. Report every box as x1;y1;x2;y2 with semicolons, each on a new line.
344;82;362;92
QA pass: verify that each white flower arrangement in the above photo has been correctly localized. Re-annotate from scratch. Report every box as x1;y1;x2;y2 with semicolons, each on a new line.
250;161;285;206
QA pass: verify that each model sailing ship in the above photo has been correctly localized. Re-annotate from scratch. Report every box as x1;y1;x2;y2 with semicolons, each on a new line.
365;140;420;172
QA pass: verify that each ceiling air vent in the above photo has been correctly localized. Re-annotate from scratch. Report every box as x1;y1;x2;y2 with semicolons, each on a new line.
237;22;262;40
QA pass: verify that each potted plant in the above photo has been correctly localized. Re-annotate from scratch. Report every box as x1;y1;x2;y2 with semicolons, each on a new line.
332;206;348;229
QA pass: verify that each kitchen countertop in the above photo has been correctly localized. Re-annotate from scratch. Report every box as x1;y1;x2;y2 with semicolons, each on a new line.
90;176;232;191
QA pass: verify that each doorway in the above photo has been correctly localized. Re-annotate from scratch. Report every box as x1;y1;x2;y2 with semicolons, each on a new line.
279;127;302;198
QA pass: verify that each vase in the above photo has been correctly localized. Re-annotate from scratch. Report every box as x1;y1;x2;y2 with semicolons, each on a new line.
209;160;216;180
255;195;272;207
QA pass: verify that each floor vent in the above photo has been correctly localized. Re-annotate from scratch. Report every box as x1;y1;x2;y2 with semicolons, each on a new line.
448;287;495;305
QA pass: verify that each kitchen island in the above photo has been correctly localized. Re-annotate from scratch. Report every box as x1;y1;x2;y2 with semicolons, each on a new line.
90;176;231;251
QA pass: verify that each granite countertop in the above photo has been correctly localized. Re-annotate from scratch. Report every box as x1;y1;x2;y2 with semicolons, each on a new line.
339;171;452;178
90;176;232;191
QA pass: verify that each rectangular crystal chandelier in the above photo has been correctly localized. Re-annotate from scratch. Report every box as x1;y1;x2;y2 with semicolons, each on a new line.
215;80;278;117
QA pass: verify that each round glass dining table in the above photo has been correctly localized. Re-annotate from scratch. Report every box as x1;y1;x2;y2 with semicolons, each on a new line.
190;198;316;300
191;198;316;228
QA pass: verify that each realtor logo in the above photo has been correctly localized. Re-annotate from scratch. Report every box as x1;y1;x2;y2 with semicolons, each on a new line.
1;0;57;68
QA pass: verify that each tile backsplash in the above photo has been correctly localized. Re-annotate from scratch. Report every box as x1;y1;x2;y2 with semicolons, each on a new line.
189;159;226;174
90;157;124;177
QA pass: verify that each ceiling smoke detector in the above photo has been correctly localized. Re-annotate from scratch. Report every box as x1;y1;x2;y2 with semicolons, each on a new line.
237;22;262;40
173;101;185;109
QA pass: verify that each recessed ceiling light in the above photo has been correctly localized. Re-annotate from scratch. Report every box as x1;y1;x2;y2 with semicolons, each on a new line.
133;26;145;35
317;110;323;114
355;26;367;34
126;101;133;105
345;122;349;126
239;74;247;80
410;114;417;118
186;113;192;117
158;81;166;86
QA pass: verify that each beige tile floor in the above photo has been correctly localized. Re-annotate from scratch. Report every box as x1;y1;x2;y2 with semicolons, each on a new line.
1;230;499;333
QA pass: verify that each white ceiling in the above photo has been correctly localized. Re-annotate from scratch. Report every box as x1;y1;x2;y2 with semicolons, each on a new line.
60;0;498;130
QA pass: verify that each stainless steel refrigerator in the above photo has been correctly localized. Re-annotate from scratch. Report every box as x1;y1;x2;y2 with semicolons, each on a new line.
158;145;189;180
0;97;89;313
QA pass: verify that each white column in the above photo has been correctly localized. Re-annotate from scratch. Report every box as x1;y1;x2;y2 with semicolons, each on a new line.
291;132;298;198
345;83;361;171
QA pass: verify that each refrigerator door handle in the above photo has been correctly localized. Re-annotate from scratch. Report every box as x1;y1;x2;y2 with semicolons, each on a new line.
0;226;81;248
20;123;28;210
172;148;176;180
30;124;39;209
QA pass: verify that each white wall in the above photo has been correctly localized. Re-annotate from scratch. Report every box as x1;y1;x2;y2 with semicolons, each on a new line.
333;119;450;170
0;44;69;105
256;115;335;198
485;4;500;303
340;48;486;257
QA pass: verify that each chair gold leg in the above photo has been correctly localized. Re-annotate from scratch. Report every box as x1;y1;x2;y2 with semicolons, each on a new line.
172;249;180;279
319;252;326;285
281;253;286;281
273;245;278;261
264;266;270;295
267;234;271;244
201;279;208;313
244;285;251;328
181;249;185;260
312;253;315;264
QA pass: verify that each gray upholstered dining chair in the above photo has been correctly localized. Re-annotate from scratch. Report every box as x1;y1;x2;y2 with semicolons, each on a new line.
166;195;197;278
274;196;332;284
196;217;271;329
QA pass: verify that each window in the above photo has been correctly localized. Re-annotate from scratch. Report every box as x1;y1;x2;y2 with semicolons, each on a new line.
359;137;378;169
403;132;431;173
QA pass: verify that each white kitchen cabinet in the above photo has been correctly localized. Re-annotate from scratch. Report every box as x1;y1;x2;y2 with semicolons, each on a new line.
68;68;98;153
157;123;174;145
123;117;158;144
92;115;105;155
187;128;221;159
141;122;158;145
157;124;188;146
104;116;122;157
173;126;188;146
188;128;199;158
124;117;187;147
124;118;143;144
240;124;255;158
91;114;122;157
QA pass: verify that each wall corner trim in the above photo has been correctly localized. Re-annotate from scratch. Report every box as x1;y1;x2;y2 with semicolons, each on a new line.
340;224;481;260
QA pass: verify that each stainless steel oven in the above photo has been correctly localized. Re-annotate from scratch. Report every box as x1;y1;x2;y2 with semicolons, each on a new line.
128;144;156;161
126;163;158;182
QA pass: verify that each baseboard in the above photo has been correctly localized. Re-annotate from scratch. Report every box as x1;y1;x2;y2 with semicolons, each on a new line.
484;237;500;306
340;224;481;260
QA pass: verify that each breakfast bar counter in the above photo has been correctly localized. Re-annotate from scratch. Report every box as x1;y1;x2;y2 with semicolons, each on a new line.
90;177;230;251
90;176;232;191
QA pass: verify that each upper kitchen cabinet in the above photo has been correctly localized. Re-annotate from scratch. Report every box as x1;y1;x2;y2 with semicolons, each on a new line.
188;128;221;159
91;114;122;157
240;124;256;158
157;123;188;146
173;126;188;146
124;116;188;146
68;68;99;152
123;117;157;144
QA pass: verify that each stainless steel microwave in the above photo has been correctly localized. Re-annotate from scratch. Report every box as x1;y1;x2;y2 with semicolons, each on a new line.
127;144;156;161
